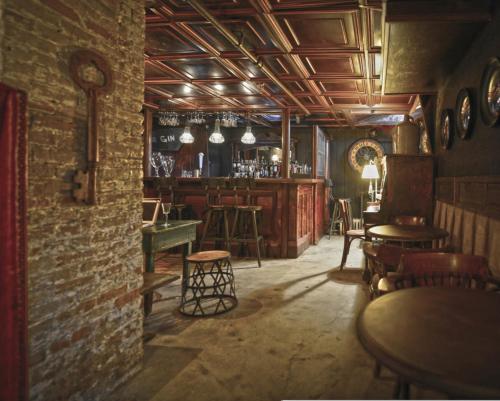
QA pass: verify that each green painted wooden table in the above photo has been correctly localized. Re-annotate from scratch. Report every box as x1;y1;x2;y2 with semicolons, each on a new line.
142;219;201;315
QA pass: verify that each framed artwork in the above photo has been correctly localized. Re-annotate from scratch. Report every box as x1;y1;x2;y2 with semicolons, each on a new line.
440;109;453;150
455;88;475;139
479;57;500;127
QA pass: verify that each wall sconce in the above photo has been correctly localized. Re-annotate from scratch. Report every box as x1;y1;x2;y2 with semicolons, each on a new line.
361;160;380;202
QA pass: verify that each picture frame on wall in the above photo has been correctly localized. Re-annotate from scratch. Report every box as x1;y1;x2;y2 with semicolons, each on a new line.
455;88;475;140
440;109;453;150
479;57;500;127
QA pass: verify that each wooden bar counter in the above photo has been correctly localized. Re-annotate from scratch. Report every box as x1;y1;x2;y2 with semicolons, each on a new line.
144;177;326;258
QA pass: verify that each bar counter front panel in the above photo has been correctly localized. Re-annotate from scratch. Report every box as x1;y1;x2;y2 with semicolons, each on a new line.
144;177;325;258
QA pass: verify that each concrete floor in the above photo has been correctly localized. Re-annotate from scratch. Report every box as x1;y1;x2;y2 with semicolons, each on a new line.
116;236;443;401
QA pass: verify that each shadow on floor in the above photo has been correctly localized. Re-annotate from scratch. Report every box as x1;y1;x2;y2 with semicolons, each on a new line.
118;345;203;401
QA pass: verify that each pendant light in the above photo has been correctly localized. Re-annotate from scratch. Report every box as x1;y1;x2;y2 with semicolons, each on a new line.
179;125;195;144
241;124;256;144
209;117;225;144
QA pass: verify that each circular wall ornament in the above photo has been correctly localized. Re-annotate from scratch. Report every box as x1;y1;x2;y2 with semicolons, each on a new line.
440;109;453;150
479;57;500;127
455;88;474;139
347;138;384;173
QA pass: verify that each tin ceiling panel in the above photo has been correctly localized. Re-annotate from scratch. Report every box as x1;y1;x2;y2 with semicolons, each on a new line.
165;59;233;80
304;54;363;78
207;82;259;96
146;29;200;54
275;12;360;50
150;84;206;97
318;80;364;94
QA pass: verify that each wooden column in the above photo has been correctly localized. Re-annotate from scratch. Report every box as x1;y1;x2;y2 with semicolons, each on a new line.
281;108;290;179
311;125;318;179
143;108;153;177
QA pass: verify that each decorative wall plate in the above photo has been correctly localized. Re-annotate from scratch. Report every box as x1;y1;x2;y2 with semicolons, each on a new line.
440;109;453;150
347;138;384;173
479;57;500;127
455;88;474;139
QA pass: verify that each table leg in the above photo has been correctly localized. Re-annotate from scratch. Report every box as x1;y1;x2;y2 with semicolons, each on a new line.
144;251;155;316
182;241;193;298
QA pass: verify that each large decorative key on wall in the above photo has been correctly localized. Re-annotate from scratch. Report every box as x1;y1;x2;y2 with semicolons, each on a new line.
69;49;113;205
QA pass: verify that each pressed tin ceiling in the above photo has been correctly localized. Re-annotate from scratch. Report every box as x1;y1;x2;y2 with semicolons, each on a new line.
144;0;491;127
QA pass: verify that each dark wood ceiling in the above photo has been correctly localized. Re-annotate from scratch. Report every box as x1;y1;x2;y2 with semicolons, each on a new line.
144;0;417;126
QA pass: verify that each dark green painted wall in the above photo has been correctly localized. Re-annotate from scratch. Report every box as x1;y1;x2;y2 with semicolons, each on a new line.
326;128;392;219
434;6;500;177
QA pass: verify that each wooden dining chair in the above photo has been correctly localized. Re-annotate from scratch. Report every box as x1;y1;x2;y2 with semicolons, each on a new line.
393;252;491;290
372;244;454;297
339;198;365;270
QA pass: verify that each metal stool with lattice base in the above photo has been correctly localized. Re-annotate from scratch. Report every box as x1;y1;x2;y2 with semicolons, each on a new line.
180;250;237;316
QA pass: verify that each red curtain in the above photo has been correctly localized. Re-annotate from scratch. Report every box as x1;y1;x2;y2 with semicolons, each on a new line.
0;83;28;401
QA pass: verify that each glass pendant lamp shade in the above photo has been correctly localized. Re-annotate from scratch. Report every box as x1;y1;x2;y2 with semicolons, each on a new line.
209;118;225;144
179;125;195;144
241;125;256;144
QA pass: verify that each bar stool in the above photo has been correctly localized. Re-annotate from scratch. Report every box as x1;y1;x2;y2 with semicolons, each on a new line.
199;178;231;251
156;177;186;219
229;177;263;267
180;250;237;316
328;197;343;238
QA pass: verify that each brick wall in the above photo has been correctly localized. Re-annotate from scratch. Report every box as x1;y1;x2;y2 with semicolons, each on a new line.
1;1;145;400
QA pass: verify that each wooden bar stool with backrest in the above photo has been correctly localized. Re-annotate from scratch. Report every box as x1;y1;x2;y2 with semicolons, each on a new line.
339;198;365;270
230;177;263;267
199;178;230;251
328;197;344;239
156;177;186;219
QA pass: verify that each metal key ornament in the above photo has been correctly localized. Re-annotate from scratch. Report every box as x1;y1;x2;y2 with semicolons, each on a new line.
69;49;113;205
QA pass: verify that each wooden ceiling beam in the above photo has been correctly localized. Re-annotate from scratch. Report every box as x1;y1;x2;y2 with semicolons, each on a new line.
145;49;373;60
359;0;374;107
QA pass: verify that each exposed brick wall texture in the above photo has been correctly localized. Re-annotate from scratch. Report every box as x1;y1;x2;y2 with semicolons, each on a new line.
1;1;145;400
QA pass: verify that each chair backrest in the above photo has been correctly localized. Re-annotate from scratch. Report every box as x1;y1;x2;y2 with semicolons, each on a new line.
230;177;250;205
375;244;453;275
391;215;426;226
202;178;227;205
155;177;178;202
338;198;353;232
396;252;490;289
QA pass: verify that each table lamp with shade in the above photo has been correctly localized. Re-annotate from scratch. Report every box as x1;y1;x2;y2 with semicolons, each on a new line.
361;160;380;202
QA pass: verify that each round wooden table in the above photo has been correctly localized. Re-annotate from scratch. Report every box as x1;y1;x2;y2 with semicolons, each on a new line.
367;224;448;243
357;287;500;399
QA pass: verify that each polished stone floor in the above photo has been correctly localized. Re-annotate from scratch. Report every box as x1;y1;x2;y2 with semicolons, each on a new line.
116;236;442;401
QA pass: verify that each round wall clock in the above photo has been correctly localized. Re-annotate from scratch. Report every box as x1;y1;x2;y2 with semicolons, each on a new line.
347;138;384;173
455;88;474;139
440;109;453;150
479;57;500;127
